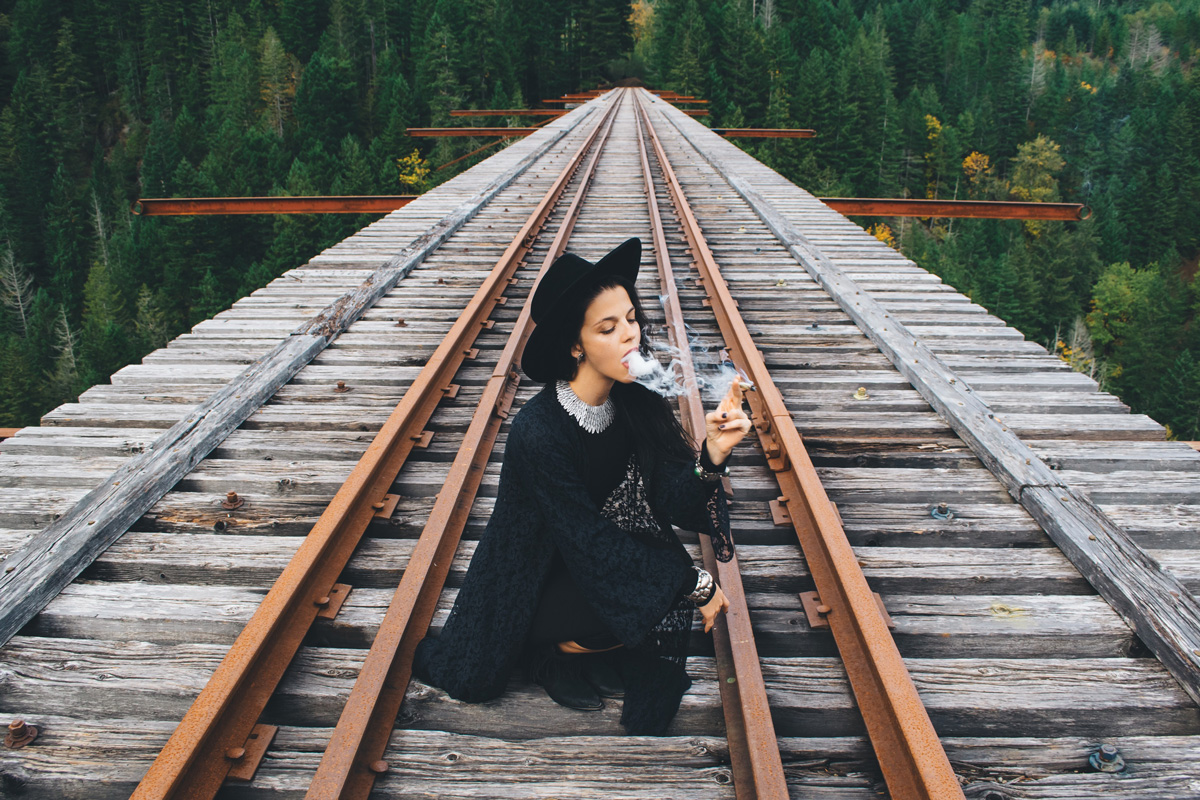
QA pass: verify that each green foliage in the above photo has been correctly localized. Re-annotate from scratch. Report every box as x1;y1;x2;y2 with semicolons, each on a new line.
3;0;1200;441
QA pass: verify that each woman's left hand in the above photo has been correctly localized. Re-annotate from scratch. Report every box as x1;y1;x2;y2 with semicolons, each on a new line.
699;585;730;633
704;381;753;464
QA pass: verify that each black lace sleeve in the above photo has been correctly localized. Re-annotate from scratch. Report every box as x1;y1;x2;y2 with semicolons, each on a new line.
505;412;696;647
649;454;734;562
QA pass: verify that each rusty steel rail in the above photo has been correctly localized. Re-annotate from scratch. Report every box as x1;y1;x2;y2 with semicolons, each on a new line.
820;197;1089;220
304;102;621;800
132;196;417;216
129;98;620;800
0;428;19;441
449;109;567;116
632;93;787;800
638;90;965;800
714;128;815;138
407;127;540;137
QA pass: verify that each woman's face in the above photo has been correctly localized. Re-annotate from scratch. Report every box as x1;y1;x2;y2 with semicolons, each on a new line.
572;285;640;385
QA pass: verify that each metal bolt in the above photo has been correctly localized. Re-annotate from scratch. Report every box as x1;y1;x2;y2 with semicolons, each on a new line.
852;387;869;401
931;503;952;520
1089;743;1125;772
315;596;331;607
226;746;246;760
808;322;821;330
816;605;831;615
395;318;407;327
370;760;390;774
4;719;38;749
334;380;351;393
221;491;244;510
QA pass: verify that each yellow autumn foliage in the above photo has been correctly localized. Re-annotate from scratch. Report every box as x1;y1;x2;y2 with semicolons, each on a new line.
396;149;430;191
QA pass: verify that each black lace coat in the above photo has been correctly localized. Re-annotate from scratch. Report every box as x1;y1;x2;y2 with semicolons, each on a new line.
413;384;733;734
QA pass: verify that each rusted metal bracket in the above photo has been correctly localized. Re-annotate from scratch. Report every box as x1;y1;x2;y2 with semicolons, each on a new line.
372;494;402;519
769;497;790;526
315;584;352;620
0;428;20;441
224;724;279;782
411;430;434;448
442;384;460;399
772;497;841;527
800;591;894;630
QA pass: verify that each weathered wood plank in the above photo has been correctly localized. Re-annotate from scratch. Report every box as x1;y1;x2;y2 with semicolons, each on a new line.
4;636;1192;737
8;720;1200;800
28;582;1133;659
80;535;1140;595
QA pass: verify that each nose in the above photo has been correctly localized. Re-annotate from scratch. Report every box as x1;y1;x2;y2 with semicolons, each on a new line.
621;318;638;343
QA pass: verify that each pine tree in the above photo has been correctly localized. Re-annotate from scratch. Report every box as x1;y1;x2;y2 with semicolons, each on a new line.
45;305;81;403
260;27;299;138
192;267;227;323
50;19;92;163
669;0;710;98
294;40;358;148
0;246;35;338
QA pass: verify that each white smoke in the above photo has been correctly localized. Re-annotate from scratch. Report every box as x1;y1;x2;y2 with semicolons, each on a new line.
626;326;751;406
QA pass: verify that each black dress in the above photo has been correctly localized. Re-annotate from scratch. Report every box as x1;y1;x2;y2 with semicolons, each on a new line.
413;383;733;734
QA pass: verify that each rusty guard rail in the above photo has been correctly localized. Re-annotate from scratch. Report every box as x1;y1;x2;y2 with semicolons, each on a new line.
130;96;621;800
304;101;622;800
638;89;965;800
633;92;788;800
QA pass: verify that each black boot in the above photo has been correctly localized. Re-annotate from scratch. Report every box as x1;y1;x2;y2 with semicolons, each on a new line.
582;652;625;698
530;646;603;711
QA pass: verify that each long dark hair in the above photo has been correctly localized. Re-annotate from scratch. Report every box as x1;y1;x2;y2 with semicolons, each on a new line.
545;276;697;468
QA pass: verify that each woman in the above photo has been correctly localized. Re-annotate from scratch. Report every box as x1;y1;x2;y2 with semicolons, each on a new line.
413;237;752;735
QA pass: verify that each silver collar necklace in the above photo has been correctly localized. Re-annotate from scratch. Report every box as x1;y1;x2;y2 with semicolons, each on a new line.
556;380;614;434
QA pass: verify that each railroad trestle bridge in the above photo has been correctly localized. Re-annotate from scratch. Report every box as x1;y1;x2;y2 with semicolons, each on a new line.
2;88;1199;799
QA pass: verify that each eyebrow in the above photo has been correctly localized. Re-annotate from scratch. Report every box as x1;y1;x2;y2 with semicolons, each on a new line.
592;306;636;327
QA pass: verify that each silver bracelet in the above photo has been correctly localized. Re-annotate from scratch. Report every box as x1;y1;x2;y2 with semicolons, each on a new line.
693;457;729;482
685;567;715;605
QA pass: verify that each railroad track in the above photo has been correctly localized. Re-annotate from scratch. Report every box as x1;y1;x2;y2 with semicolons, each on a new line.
3;89;1200;799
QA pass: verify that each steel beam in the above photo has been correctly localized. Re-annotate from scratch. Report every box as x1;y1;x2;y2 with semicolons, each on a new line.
820;197;1089;220
132;196;416;216
407;127;538;137
449;109;566;116
714;128;815;138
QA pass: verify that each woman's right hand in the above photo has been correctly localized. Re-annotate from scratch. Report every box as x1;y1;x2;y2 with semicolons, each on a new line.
699;584;730;633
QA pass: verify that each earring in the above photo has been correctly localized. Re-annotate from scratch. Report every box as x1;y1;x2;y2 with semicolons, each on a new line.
574;351;584;364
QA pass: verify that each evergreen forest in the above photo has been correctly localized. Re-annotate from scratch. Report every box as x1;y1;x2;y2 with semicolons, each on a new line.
2;0;1200;439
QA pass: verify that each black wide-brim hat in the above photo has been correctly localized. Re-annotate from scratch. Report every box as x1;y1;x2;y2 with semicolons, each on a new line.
520;237;642;383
